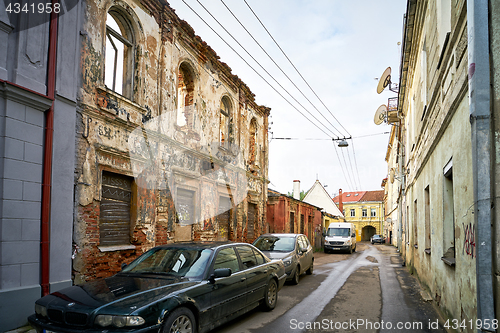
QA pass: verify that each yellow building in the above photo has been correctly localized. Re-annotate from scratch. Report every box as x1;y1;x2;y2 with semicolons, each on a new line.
333;190;385;241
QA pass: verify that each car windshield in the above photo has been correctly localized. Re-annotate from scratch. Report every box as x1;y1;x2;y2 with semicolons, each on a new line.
254;236;296;252
326;228;350;237
373;235;382;239
122;247;212;278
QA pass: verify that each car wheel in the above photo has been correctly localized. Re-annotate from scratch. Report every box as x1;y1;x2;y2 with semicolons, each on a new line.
262;279;278;311
324;248;329;254
291;266;300;285
353;244;356;252
306;261;313;275
162;307;196;333
349;246;353;254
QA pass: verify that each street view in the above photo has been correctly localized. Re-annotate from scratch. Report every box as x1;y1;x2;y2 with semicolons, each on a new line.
0;0;499;333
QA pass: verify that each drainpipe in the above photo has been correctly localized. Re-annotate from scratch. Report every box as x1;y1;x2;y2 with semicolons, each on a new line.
467;0;496;330
41;0;58;296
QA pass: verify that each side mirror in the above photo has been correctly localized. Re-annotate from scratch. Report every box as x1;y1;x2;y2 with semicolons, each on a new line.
121;263;128;270
209;268;232;283
322;232;326;237
351;233;356;238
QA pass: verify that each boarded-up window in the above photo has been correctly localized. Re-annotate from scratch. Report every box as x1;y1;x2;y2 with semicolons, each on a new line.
289;212;295;233
177;188;195;226
100;171;133;246
218;196;232;240
247;203;257;239
300;214;305;234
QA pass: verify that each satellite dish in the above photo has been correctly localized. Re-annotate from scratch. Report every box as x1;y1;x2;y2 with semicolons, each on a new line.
389;168;395;184
377;67;392;94
374;104;387;125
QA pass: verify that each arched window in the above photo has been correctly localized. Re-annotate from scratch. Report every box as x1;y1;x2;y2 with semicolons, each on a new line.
220;96;231;147
177;62;196;127
105;8;135;99
249;118;257;165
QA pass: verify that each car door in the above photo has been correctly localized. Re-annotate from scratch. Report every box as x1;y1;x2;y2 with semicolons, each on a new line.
301;235;313;268
235;245;268;305
209;246;247;322
297;236;311;273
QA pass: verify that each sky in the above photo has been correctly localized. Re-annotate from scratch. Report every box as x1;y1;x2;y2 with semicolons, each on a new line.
167;0;408;197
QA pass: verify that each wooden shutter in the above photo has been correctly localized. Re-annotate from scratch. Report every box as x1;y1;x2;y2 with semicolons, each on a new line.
100;172;132;246
177;188;195;226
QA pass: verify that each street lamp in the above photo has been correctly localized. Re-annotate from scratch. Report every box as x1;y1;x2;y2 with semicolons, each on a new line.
332;137;351;147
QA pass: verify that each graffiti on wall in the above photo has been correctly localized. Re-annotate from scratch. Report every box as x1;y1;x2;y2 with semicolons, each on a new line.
463;222;475;258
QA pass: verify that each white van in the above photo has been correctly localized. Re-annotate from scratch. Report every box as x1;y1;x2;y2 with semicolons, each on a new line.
324;222;356;254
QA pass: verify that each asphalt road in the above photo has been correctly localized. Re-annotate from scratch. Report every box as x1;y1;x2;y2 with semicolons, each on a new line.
210;242;447;333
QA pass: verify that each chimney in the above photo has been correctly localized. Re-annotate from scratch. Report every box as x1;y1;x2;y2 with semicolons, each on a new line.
293;180;300;200
338;188;343;214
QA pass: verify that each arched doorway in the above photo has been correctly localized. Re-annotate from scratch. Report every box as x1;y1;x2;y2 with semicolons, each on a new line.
362;225;377;241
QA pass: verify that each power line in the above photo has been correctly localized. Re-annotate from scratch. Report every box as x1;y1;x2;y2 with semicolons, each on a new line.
179;0;336;138
333;142;354;191
219;0;345;138
243;0;351;137
194;0;341;138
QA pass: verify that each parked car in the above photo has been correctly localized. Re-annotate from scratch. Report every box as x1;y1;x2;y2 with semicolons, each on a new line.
253;233;314;285
371;234;385;244
28;242;286;333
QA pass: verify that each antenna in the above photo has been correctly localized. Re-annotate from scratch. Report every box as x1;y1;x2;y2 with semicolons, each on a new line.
374;104;387;125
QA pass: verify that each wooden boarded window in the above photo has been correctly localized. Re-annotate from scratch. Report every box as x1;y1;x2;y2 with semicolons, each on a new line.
289;212;295;233
247;203;257;239
100;171;133;246
300;214;305;234
218;196;232;240
177;188;195;226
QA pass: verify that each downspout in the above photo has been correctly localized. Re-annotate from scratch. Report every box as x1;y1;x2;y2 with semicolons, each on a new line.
467;0;496;330
41;0;58;296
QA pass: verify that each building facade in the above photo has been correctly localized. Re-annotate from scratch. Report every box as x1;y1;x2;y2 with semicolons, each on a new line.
333;190;384;241
301;180;344;232
387;0;500;328
266;189;323;248
73;0;270;283
0;3;80;330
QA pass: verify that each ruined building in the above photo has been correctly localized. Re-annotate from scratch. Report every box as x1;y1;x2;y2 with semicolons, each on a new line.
73;0;270;283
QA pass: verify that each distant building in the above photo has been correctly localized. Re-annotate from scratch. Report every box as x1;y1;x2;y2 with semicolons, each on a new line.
266;189;322;248
302;180;344;231
333;190;384;241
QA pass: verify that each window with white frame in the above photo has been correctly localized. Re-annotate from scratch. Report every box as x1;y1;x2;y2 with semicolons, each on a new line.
105;9;135;99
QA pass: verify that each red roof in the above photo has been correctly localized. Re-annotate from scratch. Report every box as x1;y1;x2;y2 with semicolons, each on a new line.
333;191;366;203
359;190;385;202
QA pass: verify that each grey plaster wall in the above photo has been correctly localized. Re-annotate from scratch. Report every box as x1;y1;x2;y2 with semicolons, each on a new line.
0;83;51;330
0;0;82;329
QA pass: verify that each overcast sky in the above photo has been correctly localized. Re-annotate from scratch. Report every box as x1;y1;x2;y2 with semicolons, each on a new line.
168;0;407;197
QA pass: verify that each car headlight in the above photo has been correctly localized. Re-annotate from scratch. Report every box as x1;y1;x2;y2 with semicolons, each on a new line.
95;315;145;327
283;256;293;267
345;239;351;245
35;304;47;317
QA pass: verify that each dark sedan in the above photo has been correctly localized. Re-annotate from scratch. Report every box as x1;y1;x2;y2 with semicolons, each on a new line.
371;234;385;244
28;242;286;333
253;233;314;285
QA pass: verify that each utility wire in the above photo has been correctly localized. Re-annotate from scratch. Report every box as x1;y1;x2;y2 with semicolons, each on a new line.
180;0;335;138
219;0;345;138
345;146;359;190
349;140;363;189
194;0;340;138
243;0;351;137
340;142;357;191
333;142;354;191
271;132;389;140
